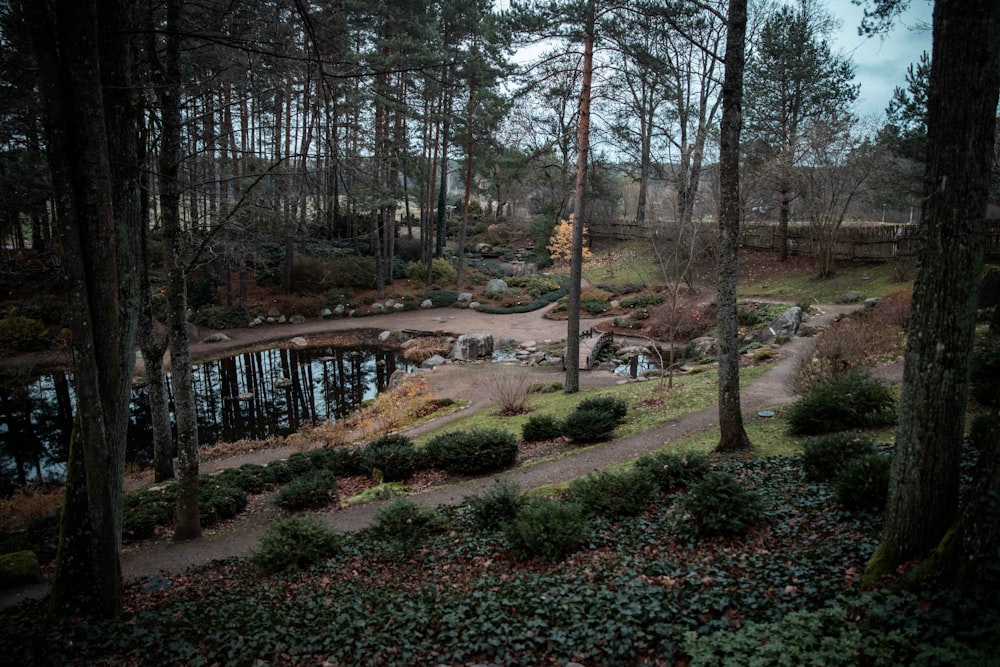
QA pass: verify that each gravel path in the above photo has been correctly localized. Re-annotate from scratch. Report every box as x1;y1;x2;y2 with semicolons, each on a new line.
2;303;874;609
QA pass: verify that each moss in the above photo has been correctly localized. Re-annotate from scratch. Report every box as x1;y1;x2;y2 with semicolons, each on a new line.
0;550;42;588
862;541;895;585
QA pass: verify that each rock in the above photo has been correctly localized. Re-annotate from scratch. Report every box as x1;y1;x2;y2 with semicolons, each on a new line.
320;308;333;319
378;330;393;343
372;302;384;311
202;332;232;343
610;299;620;309
452;333;494;361
498;336;517;349
0;550;42;588
385;299;395;308
420;299;434;309
689;336;716;357
457;292;473;303
864;297;880;309
290;336;308;347
267;306;282;318
334;304;345;315
266;317;277;324
474;242;493;253
836;291;862;304
248;318;262;327
289;314;306;324
485;278;508;293
421;354;447;369
393;302;405;310
469;301;480;310
388;369;409;389
754;306;803;343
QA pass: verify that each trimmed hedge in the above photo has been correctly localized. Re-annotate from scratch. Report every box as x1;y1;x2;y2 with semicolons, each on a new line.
423;428;519;475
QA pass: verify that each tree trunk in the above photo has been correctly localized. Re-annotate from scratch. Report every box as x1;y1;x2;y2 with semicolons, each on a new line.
866;0;1000;579
24;0;140;618
564;0;595;394
715;0;752;453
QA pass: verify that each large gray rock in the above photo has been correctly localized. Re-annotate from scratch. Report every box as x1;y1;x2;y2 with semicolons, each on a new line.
421;354;447;369
289;314;306;324
485;278;508;293
689;336;716;357
457;292;473;303
420;299;434;309
836;291;862;304
754;306;803;343
451;333;494;361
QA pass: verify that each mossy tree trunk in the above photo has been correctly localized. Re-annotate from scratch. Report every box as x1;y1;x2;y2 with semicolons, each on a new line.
866;0;1000;579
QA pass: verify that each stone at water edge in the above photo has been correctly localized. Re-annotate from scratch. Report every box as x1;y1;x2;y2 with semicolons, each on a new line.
290;336;308;347
451;333;494;361
203;332;232;343
0;550;42;588
421;354;447;369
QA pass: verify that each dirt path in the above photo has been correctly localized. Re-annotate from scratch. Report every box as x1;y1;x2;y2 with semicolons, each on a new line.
2;303;874;609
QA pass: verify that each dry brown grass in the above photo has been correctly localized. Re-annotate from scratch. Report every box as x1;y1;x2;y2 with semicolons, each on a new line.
0;486;63;531
401;337;453;365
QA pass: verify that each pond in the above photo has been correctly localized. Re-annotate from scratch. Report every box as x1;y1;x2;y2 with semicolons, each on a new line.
0;345;405;493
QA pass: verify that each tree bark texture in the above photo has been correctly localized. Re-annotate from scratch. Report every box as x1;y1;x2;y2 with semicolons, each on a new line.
564;0;595;394
23;0;139;618
872;0;1000;572
715;0;752;453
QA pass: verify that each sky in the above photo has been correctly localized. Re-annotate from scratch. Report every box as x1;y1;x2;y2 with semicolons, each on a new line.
827;1;933;120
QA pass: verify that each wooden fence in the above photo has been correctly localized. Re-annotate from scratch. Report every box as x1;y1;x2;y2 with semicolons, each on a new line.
589;220;1000;261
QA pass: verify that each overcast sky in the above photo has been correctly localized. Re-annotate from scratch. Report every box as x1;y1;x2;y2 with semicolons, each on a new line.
829;1;933;121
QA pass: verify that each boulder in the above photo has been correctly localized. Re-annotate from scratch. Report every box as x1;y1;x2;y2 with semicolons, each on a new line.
864;297;880;309
385;299;395;308
689;336;716;357
421;354;447;369
277;315;287;324
319;308;333;319
290;336;308;347
754;306;803;343
267;306;282;318
202;332;232;343
378;330;393;343
0;550;42;588
457;292;473;303
393;302;405;310
388;369;408;389
372;302;385;311
334;304;346;316
289;314;306;324
451;333;494;361
836;291;862;304
420;299;434;309
485;278;509;293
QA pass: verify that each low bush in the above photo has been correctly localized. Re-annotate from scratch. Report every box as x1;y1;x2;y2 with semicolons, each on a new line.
786;369;896;436
423;428;519;475
620;292;665;309
503;498;588;562
0;314;49;351
360;434;420;482
521;413;564;442
575;395;628;423
800;432;878;482
418;289;460;307
488;365;533;416
123;483;177;540
261;460;295;485
833;453;892;513
370;499;447;555
198;478;248;527
407;258;456;286
465;479;523;532
285;452;316;476
273;470;339;511
215;465;268;495
682;472;765;538
569;468;657;518
251;515;343;574
633;450;711;492
308;446;364;476
561;409;620;443
193;305;248;330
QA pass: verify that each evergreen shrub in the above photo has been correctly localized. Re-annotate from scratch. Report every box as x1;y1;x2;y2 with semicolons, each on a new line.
261;460;295;485
786;369;896;435
465;479;523;532
360;434;419;482
274;470;338;511
569;468;657;517
503;498;588;562
833;453;892;513
576;395;628;423
521;413;564;442
198;478;248;527
308;447;364;476
634;450;711;491
252;515;343;574
423;428;519;475
370;499;446;555
561;409;619;443
800;432;878;482
683;472;764;538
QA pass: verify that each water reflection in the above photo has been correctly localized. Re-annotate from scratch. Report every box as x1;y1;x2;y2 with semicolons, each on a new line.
0;345;403;492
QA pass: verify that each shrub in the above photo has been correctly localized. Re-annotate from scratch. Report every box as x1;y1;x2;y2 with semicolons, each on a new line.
800;432;878;482
192;305;248;330
423;428;519;475
214;465;268;495
198;478;248;527
503;498;589;562
370;499;446;555
123;483;177;540
308;446;364;476
418;289;460;307
360;434;419;482
575;395;628;423
569;468;657;517
786;369;896;436
0;314;49;351
561;409;620;443
488;365;533;415
261;460;295;485
683;472;764;538
522;413;564;442
407;258;456;286
285;452;316;475
251;515;343;574
273;470;339;511
634;450;711;492
833;453;892;513
621;292;665;309
465;479;523;532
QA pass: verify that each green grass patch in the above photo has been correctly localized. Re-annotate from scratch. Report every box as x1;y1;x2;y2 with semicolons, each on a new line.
742;261;909;303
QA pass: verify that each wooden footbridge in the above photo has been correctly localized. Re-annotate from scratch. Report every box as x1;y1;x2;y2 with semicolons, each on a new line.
572;327;614;370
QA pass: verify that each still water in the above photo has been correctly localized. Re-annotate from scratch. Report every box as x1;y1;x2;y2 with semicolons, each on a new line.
0;345;404;492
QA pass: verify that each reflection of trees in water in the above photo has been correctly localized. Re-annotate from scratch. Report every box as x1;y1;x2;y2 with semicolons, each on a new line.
0;346;402;492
